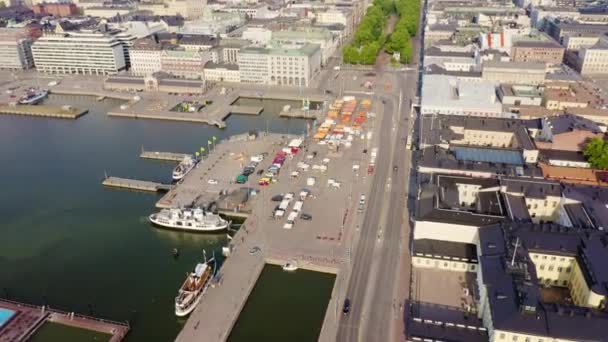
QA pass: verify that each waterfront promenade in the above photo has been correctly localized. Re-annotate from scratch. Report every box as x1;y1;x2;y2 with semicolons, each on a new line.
175;98;382;342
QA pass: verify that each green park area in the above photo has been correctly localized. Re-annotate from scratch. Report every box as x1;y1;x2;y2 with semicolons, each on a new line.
343;0;420;65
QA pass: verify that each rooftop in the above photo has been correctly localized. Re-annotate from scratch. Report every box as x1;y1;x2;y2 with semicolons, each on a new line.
483;61;547;72
478;223;608;341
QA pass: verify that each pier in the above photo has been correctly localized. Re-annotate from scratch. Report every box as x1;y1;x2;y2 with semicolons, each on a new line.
0;104;88;119
0;298;129;342
140;149;192;162
228;105;263;115
102;176;172;192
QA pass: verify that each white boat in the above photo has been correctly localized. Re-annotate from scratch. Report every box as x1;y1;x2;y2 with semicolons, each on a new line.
172;156;197;181
282;262;298;272
149;208;230;232
19;89;48;105
175;253;216;317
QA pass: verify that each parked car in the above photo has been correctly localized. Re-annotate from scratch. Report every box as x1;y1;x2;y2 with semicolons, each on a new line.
207;179;218;185
257;169;265;175
236;174;248;184
271;194;284;202
301;213;312;220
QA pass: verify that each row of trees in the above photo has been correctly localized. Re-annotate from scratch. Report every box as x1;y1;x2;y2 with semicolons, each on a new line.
342;0;391;65
342;0;420;65
386;0;420;63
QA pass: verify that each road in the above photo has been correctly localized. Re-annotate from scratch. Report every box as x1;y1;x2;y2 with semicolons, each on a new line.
335;3;423;340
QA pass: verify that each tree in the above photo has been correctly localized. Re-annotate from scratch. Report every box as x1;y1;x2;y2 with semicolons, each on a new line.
584;138;608;169
343;44;360;64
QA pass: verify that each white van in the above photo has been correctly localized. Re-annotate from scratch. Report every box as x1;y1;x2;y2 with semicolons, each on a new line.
279;200;290;211
293;201;303;213
284;211;298;229
274;209;285;218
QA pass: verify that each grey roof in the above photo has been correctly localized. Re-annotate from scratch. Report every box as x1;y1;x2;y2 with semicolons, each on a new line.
415;174;507;227
562;203;594;228
501;177;562;198
179;34;217;46
418;146;544;178
504;194;531;222
105;76;144;85
478;223;608;340
483;60;546;71
539;149;587;162
204;61;238;70
562;184;608;230
425;46;474;58
544;114;603;135
420;115;536;150
424;64;482;78
413;239;478;261
407;316;488;342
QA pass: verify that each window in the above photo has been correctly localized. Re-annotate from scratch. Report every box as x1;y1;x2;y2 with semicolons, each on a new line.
548;266;554;271
558;267;563;272
512;336;519;341
566;267;571;273
499;333;506;339
540;264;546;270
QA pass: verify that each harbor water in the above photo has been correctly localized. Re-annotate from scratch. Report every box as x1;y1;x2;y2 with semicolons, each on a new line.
0;94;308;341
227;265;336;342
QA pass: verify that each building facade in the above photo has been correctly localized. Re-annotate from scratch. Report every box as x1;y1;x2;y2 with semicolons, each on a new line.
0;28;34;70
32;31;126;75
160;49;208;79
238;43;321;87
31;3;78;17
511;40;565;65
482;61;546;85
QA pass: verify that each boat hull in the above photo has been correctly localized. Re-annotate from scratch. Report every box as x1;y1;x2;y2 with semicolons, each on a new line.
175;292;203;317
149;215;230;233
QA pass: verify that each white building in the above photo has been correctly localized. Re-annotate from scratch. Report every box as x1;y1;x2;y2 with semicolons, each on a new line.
129;38;166;76
271;27;338;65
203;62;240;82
421;74;505;117
32;30;126;75
238;43;321;87
137;0;206;19
0;28;34;70
242;26;272;45
576;38;608;75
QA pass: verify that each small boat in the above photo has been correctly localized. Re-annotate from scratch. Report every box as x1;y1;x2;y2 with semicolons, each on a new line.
175;251;216;317
172;156;197;181
96;96;106;101
18;89;48;105
282;262;298;272
173;248;179;257
149;208;230;232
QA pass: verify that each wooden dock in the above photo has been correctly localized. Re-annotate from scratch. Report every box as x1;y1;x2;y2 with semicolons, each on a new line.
229;105;263;115
140;150;191;162
102;177;172;192
0;104;88;119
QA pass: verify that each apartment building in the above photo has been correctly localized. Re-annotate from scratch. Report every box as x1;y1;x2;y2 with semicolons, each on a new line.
482;61;546;85
160;49;209;79
498;84;544;107
203;62;240;83
542;82;596;110
129;37;169;76
31;3;78;17
424;46;477;72
576;38;608;75
477;224;608;342
0;28;34;70
238;43;321;87
562;33;600;51
535;114;605;151
32;31;126;75
511;40;565;65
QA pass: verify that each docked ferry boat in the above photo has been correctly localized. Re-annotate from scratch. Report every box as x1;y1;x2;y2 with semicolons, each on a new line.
149;208;230;232
172;156;197;181
175;252;216;317
19;89;49;105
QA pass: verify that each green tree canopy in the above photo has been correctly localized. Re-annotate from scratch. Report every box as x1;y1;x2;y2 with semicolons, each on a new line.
583;137;608;169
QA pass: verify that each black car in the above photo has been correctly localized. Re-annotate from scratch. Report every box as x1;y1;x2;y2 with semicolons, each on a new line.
242;168;255;176
271;194;284;202
363;149;368;154
342;299;351;315
257;169;264;175
393;165;398;172
301;213;312;220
